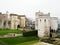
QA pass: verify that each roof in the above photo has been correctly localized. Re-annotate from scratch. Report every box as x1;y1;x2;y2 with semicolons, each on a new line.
18;15;26;19
10;14;26;19
18;15;26;17
10;14;18;16
51;17;58;20
10;14;26;17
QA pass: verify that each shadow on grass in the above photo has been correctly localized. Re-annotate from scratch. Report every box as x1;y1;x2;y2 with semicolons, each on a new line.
0;36;39;45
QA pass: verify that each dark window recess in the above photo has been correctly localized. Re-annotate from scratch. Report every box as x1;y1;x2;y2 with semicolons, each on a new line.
4;21;6;25
40;19;41;21
44;19;46;22
8;21;11;24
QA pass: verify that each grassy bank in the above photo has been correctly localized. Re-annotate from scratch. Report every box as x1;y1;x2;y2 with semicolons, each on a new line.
0;29;22;35
17;40;39;45
0;36;39;45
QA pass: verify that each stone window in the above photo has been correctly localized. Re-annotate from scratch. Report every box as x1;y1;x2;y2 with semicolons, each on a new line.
0;20;2;25
40;19;41;21
4;21;6;26
44;19;46;22
36;20;38;26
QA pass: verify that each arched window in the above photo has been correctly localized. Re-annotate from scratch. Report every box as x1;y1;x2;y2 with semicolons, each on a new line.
44;19;46;22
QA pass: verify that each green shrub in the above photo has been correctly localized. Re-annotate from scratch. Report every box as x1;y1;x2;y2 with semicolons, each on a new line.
23;30;38;37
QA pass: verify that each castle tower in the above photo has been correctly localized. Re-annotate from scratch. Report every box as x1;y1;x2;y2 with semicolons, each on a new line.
35;11;58;38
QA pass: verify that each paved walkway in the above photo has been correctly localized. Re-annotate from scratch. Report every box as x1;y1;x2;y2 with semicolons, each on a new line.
0;33;23;38
33;42;53;45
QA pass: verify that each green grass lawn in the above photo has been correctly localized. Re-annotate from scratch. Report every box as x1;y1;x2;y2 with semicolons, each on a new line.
0;29;22;35
0;36;39;45
17;40;39;45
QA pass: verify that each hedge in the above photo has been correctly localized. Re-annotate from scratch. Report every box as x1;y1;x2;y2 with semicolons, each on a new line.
23;30;38;37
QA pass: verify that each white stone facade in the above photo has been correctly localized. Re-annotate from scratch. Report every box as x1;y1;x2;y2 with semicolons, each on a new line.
10;15;19;29
35;11;58;38
0;13;26;29
0;13;9;29
20;17;26;28
10;14;26;29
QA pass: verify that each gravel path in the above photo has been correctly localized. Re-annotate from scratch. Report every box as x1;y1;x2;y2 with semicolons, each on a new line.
33;42;53;45
0;33;23;38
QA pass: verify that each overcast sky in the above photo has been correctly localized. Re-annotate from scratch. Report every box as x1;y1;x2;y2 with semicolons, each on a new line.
0;0;60;20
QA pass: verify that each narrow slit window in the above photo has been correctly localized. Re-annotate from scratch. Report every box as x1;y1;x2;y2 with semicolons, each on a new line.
40;19;41;21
